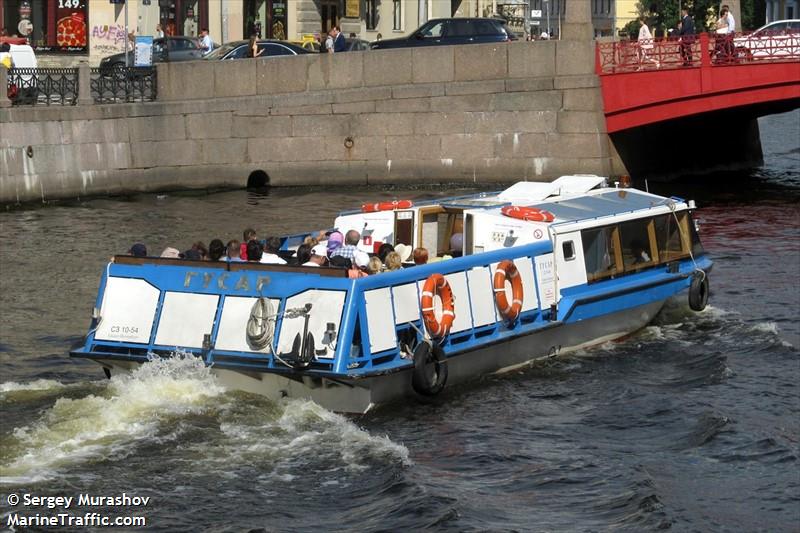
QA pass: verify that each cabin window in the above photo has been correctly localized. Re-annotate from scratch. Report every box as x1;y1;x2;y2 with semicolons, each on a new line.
562;241;576;261
582;226;620;282
619;219;657;271
654;213;690;262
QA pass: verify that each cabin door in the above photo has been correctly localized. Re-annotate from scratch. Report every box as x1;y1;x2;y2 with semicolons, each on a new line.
394;211;415;248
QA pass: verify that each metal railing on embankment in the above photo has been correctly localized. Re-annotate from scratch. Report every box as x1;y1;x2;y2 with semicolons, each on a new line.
2;65;157;106
596;30;800;74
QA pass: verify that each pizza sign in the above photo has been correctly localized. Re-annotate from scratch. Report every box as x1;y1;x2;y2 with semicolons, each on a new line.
56;0;88;51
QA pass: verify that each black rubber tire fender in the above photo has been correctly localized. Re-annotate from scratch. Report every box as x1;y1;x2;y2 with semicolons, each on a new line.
411;341;448;396
688;272;709;311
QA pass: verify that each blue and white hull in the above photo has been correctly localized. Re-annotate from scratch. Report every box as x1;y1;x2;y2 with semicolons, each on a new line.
71;177;713;413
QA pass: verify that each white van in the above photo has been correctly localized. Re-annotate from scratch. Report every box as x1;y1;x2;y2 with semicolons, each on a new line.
7;44;38;103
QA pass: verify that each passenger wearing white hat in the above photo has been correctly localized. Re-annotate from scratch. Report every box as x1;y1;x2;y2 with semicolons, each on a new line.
394;243;413;266
303;243;328;267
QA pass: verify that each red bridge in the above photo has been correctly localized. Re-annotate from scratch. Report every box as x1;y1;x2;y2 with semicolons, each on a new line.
595;31;800;178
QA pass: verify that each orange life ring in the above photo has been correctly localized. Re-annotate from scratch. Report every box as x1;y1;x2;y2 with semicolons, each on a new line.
501;205;555;223
494;260;524;321
421;273;455;338
361;200;414;213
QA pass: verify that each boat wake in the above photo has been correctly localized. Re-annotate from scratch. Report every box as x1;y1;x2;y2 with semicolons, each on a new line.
0;355;409;487
0;378;66;394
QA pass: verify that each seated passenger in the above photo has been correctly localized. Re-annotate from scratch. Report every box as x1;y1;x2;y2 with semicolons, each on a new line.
128;243;147;257
241;228;256;260
331;230;361;261
192;241;209;260
160;247;182;259
208;239;226;261
377;243;394;263
631;241;651;264
329;255;352;269
384;251;402;271
295;243;312;266
303;243;328;267
226;239;243;262
394;243;413;267
449;232;464;258
413;247;429;265
246;240;263;262
261;236;287;265
367;256;383;275
326;230;344;257
183;249;202;261
348;253;370;278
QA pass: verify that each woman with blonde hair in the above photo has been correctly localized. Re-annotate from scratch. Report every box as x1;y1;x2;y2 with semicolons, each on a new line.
367;256;383;275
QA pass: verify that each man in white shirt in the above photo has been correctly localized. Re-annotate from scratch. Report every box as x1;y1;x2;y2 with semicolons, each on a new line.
303;244;328;267
260;237;287;265
199;28;214;55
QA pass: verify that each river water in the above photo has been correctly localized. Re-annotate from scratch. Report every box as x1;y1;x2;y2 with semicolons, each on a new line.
1;111;798;531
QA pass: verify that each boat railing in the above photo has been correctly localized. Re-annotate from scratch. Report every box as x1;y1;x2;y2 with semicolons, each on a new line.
334;240;555;374
89;241;557;377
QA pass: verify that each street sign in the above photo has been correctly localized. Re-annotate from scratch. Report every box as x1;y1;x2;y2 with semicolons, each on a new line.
531;9;542;18
134;35;153;66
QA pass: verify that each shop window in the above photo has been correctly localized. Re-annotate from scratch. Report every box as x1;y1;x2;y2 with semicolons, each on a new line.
3;0;89;54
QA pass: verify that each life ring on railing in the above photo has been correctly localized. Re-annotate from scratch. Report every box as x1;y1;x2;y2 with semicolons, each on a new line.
494;260;524;322
361;200;414;213
501;205;555;223
421;273;455;338
411;340;448;396
688;271;709;311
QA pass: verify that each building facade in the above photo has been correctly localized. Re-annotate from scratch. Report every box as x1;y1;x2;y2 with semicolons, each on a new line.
2;0;645;66
765;0;798;21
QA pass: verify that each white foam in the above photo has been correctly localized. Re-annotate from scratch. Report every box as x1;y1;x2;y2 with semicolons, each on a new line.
216;398;411;472
0;354;224;485
0;379;65;393
751;322;779;334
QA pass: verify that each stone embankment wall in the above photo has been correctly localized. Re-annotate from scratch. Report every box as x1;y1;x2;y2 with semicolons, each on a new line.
0;41;624;204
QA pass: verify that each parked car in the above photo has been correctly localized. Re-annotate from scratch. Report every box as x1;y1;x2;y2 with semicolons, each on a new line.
370;17;515;50
316;37;372;52
99;36;203;75
734;19;800;60
344;38;371;51
5;43;38;104
204;40;310;60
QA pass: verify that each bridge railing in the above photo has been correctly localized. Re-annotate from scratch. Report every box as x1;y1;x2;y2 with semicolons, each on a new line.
596;30;800;74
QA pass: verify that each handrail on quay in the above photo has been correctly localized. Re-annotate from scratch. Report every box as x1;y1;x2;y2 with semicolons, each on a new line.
2;65;157;107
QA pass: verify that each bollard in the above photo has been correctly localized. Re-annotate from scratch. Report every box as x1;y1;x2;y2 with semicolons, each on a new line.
77;64;93;106
0;68;10;108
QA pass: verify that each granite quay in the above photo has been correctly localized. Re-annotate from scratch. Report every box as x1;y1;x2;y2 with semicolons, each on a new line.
0;38;623;205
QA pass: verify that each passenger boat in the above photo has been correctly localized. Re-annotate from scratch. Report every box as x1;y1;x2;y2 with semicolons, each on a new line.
71;176;712;413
